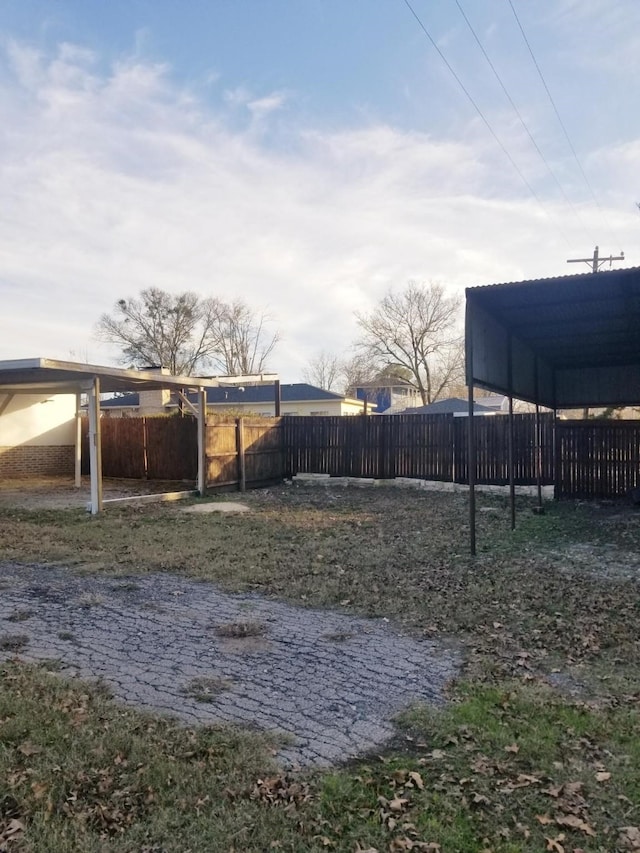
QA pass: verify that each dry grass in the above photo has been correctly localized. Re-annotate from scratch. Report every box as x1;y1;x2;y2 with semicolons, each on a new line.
1;482;640;851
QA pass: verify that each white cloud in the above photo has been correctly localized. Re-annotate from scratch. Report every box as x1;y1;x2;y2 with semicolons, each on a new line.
0;40;637;379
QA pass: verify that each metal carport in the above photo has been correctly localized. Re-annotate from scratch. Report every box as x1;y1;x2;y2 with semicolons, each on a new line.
465;265;640;553
0;358;221;514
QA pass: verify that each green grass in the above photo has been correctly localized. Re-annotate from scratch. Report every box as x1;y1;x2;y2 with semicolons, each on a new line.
2;663;638;852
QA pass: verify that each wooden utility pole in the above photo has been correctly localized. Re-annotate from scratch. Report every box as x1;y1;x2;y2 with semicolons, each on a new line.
567;245;624;273
567;245;625;420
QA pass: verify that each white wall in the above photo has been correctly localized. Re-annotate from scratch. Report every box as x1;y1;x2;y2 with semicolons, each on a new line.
0;393;76;446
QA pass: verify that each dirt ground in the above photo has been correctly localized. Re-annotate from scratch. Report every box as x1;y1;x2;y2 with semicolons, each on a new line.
0;476;195;510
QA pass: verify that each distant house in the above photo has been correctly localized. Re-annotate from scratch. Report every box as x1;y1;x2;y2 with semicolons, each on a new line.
396;397;497;417
100;383;366;418
353;378;421;413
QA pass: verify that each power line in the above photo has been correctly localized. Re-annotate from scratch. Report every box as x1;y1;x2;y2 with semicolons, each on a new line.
454;0;594;244
506;0;617;245
401;0;574;247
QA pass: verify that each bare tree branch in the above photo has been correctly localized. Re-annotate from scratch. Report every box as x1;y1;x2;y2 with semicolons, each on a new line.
96;288;279;376
302;351;342;391
355;282;463;404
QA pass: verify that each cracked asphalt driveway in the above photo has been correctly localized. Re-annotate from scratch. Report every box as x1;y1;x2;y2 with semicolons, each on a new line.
0;563;459;767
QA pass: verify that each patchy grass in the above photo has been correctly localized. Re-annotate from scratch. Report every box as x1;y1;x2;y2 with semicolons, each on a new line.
0;634;30;652
182;675;234;703
213;620;267;639
1;483;640;849
5;610;33;623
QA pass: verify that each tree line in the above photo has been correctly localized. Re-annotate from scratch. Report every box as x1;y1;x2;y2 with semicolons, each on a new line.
96;282;464;404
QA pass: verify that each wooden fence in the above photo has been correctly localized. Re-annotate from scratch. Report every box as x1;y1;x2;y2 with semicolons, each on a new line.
555;419;640;499
282;413;555;486
85;413;640;499
82;416;283;489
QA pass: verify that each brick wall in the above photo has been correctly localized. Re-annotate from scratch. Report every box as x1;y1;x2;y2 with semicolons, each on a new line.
0;446;75;478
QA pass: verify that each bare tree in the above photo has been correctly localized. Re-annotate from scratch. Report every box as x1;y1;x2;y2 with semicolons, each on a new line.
207;299;279;375
96;288;279;376
302;351;342;391
96;288;221;375
355;282;463;405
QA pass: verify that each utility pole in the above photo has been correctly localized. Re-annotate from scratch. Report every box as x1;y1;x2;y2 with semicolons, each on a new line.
566;245;625;273
566;245;625;420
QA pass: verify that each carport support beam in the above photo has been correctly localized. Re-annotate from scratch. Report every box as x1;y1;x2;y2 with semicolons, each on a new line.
508;394;515;530
75;392;82;488
507;336;516;530
468;377;476;556
197;389;207;497
87;376;103;515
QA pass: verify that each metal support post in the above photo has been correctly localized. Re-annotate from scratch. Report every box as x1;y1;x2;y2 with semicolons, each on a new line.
87;377;103;514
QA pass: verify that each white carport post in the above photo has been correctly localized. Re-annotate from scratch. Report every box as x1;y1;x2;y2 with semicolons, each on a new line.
197;388;207;497
87;376;103;514
74;391;83;488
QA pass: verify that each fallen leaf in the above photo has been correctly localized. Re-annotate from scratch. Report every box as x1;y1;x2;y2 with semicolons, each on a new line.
18;740;42;756
389;797;410;813
555;815;596;837
1;818;24;839
537;814;554;826
595;771;611;782
504;743;520;754
545;834;566;852
618;826;640;851
408;771;424;790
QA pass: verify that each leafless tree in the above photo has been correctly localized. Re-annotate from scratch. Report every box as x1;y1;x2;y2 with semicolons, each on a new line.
96;288;279;376
355;282;463;405
207;299;279;375
302;351;342;391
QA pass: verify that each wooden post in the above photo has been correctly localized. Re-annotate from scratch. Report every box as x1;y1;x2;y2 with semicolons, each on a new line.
197;389;207;496
87;376;103;514
74;391;82;488
274;380;281;417
236;417;246;492
142;417;149;480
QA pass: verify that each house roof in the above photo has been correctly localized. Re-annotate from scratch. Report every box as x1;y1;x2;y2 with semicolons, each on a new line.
466;265;640;409
400;397;495;415
100;383;352;408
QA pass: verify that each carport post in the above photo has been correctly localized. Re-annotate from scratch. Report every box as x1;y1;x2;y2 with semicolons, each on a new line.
507;336;516;530
197;388;207;497
87;376;103;515
508;394;516;530
467;373;477;556
74;392;82;488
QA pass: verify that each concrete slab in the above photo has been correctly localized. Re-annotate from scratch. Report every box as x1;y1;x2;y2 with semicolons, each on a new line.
0;563;459;768
183;502;250;514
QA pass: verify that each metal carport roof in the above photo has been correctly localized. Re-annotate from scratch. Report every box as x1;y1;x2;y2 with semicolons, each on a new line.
465;265;640;410
0;358;220;395
464;265;640;555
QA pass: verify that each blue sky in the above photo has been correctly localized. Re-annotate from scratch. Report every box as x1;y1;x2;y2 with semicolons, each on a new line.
1;0;639;378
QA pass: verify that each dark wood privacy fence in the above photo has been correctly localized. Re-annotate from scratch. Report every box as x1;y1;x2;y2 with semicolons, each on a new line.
82;416;197;480
555;419;640;499
282;413;555;486
84;413;640;499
